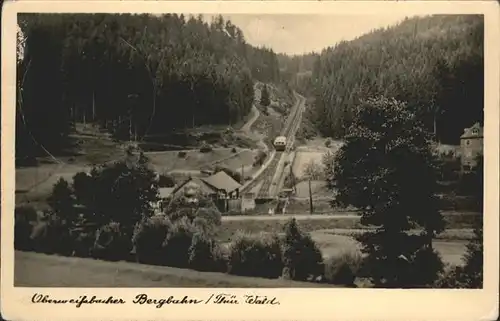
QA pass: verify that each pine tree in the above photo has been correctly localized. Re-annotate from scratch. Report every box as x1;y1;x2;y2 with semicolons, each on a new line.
260;84;271;107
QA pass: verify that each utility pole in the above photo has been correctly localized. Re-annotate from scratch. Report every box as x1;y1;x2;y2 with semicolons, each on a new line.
308;178;313;214
92;91;96;121
129;117;132;142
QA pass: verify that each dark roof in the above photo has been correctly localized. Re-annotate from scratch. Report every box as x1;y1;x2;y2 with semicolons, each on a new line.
172;177;216;196
201;171;242;193
460;122;483;139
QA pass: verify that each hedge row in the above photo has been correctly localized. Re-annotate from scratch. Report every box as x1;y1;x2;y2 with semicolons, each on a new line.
15;207;364;286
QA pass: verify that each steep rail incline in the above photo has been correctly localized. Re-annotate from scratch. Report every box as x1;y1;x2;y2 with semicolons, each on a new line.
242;93;306;198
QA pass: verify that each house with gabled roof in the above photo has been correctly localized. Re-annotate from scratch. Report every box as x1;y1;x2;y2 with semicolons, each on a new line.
200;171;242;199
460;122;483;172
170;176;217;199
158;171;243;213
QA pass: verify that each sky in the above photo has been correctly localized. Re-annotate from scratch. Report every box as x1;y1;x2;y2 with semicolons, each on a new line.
203;14;415;55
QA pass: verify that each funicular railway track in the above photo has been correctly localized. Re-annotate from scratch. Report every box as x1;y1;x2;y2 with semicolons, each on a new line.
242;93;305;198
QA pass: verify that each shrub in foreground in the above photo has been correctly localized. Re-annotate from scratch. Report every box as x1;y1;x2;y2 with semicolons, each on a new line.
282;218;324;281
406;246;445;287
188;233;226;272
437;213;483;289
29;213;73;256
163;217;197;268
195;207;222;229
435;263;482;289
93;222;131;261
15;206;38;251
228;232;283;279
70;227;96;258
324;250;363;286
132;215;172;265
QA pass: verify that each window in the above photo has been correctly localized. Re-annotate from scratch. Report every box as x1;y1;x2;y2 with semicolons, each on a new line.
466;140;470;146
472;129;479;135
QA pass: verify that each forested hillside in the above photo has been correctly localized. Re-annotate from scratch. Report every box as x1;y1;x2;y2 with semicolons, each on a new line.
16;14;281;158
277;52;318;94
310;15;483;144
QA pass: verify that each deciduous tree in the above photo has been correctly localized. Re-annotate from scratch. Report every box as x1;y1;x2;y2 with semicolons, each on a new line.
331;96;445;287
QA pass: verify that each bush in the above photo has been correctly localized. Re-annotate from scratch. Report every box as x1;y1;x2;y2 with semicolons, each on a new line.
406;246;445;287
192;217;212;236
163;217;196;268
231;147;237;153
436;214;482;289
457;172;481;196
14;206;38;251
435;264;474;288
168;206;197;223
132;216;172;265
158;174;176;188
436;158;461;181
29;213;74;255
282;218;324;281
325;139;332;148
324;250;363;286
93;222;131;261
253;150;267;167
188;233;226;272
194;207;221;231
72;171;93;204
284;171;297;189
47;178;76;223
227;232;283;279
260;84;271;107
15;205;38;222
29;221;51;253
200;143;213;153
178;151;187;158
70;227;96;258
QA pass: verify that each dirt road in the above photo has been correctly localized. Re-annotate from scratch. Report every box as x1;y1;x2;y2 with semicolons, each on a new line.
240;105;260;133
222;213;360;221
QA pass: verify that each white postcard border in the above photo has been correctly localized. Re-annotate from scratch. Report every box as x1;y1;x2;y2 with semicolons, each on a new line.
2;1;499;320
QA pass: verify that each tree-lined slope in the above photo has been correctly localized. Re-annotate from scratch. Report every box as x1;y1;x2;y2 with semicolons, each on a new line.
16;14;281;158
310;15;483;143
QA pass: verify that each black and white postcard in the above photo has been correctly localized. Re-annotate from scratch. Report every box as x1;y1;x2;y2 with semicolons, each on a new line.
1;1;499;320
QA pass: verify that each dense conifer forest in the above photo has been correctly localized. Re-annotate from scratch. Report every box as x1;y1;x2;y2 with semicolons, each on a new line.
304;14;483;144
16;14;484;160
16;13;281;158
